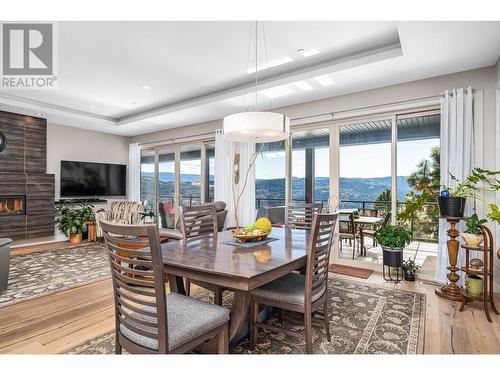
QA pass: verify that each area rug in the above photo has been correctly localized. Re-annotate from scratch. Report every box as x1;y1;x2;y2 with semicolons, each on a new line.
0;242;109;307
66;277;425;354
328;264;374;279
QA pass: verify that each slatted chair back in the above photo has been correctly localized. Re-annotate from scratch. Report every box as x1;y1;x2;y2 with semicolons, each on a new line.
179;203;218;239
100;220;169;353
286;202;323;229
358;208;378;217
339;212;355;235
379;211;391;228
305;213;338;305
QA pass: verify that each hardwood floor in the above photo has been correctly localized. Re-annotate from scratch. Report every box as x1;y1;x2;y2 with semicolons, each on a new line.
0;250;499;354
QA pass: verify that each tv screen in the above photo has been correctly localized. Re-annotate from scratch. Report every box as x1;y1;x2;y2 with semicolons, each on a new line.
60;161;126;197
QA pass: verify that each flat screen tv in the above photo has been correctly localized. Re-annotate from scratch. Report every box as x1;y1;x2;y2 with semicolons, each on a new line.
60;160;126;197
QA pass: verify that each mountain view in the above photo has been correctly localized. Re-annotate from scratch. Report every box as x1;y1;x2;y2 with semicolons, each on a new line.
141;172;412;208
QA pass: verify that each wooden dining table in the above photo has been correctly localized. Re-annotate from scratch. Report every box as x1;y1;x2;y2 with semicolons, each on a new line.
160;227;310;344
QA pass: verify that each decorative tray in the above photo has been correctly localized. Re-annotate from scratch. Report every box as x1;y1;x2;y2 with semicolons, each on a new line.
231;229;272;243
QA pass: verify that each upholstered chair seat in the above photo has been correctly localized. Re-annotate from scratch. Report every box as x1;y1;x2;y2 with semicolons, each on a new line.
120;292;229;351
251;273;326;306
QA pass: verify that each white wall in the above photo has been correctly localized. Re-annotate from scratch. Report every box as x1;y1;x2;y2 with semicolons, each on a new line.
47;123;130;199
132;65;500;288
46;123;130;240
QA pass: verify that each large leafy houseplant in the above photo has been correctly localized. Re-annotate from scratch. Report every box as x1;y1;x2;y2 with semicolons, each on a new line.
55;203;94;243
375;225;412;250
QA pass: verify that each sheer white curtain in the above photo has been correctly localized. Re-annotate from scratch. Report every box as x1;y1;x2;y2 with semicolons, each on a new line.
214;129;256;228
128;143;141;201
435;87;474;284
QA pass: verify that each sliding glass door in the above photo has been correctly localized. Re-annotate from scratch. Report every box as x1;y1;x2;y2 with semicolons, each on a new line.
140;141;214;227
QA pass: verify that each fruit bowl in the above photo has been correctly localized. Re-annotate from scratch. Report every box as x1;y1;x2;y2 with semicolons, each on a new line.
231;229;272;243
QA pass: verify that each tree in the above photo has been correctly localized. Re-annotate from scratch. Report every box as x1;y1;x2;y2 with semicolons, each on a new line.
406;146;440;194
374;188;391;214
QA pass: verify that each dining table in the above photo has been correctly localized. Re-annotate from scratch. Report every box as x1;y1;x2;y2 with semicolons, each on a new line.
160;227;310;344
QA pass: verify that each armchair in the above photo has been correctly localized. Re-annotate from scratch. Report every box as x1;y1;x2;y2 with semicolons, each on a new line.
95;201;146;238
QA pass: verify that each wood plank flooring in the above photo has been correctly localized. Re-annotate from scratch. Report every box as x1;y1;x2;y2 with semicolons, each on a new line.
0;246;499;354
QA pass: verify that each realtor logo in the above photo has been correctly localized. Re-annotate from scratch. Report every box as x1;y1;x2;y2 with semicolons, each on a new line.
1;23;57;88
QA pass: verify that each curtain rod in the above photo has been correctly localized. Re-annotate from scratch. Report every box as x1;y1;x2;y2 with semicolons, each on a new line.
138;89;476;147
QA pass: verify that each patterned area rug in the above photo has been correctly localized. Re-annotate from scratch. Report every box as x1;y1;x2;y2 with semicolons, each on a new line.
0;242;109;307
67;277;425;354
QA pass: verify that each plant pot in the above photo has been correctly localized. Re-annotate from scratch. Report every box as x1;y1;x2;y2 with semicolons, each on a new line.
466;274;483;297
403;270;416;282
438;196;466;218
381;245;404;267
460;232;484;247
69;232;83;244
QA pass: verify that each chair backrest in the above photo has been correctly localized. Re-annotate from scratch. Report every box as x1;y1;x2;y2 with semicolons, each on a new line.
338;212;355;235
100;220;169;353
286;202;323;229
358;208;378;217
179;203;218;239
305;213;338;305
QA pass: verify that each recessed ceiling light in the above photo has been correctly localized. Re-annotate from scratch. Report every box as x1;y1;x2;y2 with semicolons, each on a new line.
291;80;314;91
246;57;293;74
297;48;319;57
259;85;295;99
34;112;43;116
90;105;96;109
141;85;151;90
313;74;334;86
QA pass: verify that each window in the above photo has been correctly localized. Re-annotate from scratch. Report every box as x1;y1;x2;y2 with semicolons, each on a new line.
205;143;215;202
140;149;155;211
339;119;392;210
180;145;201;207
291;128;330;206
396;112;440;242
255;141;286;208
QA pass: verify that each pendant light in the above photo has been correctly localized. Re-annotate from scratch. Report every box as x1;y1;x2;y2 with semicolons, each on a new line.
223;21;290;143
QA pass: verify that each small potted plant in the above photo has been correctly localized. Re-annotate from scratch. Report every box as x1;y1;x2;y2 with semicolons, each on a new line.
55;203;92;244
352;210;360;219
375;225;412;268
461;213;486;246
402;258;421;281
141;210;156;224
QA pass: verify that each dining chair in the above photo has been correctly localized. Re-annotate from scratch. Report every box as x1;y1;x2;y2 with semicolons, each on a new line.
286;202;323;229
339;212;360;259
361;211;391;247
358;208;378;217
179;203;225;305
100;220;229;354
249;212;338;354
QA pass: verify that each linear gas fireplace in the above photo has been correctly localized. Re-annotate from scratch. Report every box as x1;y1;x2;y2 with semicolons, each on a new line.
0;195;26;216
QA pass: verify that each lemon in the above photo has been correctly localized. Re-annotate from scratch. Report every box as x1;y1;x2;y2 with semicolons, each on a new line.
255;217;272;233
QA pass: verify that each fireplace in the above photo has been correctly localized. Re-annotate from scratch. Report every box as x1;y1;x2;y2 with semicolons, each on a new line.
0;195;26;216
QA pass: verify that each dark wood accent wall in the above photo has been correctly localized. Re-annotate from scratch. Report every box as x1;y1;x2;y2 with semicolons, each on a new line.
0;110;54;239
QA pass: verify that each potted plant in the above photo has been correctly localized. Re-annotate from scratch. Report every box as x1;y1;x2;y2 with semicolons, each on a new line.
55;203;93;244
439;168;500;218
141;210;156;224
465;274;483;297
402;258;421;281
375;225;412;267
461;213;487;246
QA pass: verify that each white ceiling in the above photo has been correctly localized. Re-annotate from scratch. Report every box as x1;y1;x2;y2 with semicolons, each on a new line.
1;21;500;136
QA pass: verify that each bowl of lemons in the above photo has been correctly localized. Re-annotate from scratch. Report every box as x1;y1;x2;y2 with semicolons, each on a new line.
232;218;272;243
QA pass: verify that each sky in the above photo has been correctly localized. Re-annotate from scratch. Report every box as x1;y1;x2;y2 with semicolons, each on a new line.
142;138;440;179
255;138;439;179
